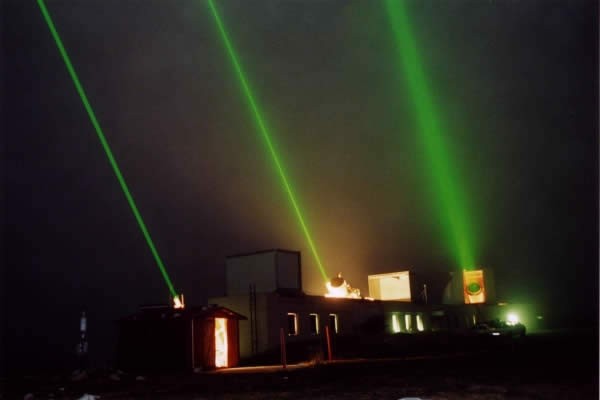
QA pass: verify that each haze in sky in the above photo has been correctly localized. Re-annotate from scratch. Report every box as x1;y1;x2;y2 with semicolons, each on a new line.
3;0;598;372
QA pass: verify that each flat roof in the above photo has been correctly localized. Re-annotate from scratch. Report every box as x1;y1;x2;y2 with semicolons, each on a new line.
225;248;300;259
120;305;247;321
368;271;411;279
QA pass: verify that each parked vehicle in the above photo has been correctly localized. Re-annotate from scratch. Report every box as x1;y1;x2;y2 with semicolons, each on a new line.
471;319;526;338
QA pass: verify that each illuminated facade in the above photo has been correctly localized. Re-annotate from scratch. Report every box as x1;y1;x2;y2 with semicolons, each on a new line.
208;250;481;360
207;250;534;363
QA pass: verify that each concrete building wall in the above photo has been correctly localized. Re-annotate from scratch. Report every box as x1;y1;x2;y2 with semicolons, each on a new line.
272;295;384;337
210;291;540;361
208;295;251;358
276;251;302;290
225;250;301;295
210;294;390;358
226;253;276;295
256;294;270;357
382;302;433;333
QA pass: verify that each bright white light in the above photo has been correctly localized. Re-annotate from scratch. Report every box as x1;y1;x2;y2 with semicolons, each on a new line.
173;294;185;309
325;282;349;298
215;318;228;367
324;275;361;299
416;314;424;332
392;314;400;333
507;312;519;325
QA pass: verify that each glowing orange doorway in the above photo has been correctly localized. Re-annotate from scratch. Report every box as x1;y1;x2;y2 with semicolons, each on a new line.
215;318;228;367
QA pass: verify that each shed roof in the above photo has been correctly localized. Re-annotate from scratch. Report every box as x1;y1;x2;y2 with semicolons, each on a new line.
120;305;247;321
225;248;300;258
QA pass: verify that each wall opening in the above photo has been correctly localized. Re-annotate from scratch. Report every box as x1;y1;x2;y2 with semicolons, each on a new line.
287;313;298;336
215;318;228;368
392;314;401;333
308;313;320;334
405;314;412;332
328;313;339;333
416;314;425;332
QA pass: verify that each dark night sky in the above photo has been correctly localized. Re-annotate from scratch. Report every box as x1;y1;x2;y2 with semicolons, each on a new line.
2;0;598;372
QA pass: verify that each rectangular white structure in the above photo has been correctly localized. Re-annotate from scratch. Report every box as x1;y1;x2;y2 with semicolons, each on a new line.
368;271;412;301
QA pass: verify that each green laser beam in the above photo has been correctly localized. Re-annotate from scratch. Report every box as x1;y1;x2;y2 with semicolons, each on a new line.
36;0;178;297
385;0;475;270
207;0;329;281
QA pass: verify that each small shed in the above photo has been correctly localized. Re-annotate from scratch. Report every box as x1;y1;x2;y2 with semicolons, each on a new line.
117;305;246;372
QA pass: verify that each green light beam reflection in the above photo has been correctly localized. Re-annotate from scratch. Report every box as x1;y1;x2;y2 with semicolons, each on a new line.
36;0;177;297
385;0;475;270
207;0;329;281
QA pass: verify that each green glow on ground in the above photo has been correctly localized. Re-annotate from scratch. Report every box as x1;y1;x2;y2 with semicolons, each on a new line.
207;0;328;281
385;0;475;270
37;0;177;297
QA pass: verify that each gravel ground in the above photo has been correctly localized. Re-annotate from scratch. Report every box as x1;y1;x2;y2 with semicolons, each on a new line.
3;331;597;400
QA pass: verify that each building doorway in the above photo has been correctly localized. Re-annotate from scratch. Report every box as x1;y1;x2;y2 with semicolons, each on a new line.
215;318;228;367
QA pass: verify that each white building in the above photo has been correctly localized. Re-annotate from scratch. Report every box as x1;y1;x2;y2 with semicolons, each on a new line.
209;249;530;361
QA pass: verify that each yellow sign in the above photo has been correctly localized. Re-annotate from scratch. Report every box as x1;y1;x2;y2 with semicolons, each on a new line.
463;270;486;304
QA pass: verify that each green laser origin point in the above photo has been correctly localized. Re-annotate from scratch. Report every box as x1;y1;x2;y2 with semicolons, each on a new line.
37;0;178;298
385;0;475;270
207;0;329;281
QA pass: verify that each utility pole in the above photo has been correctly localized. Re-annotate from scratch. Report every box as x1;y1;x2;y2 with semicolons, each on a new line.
77;311;88;371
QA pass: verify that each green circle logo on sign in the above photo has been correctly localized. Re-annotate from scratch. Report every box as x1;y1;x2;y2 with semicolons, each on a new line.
467;282;481;294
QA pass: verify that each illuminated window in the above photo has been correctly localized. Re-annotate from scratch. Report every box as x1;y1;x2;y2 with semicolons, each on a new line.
328;313;339;333
405;314;412;332
309;313;320;334
287;313;298;335
392;314;401;333
416;314;424;332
